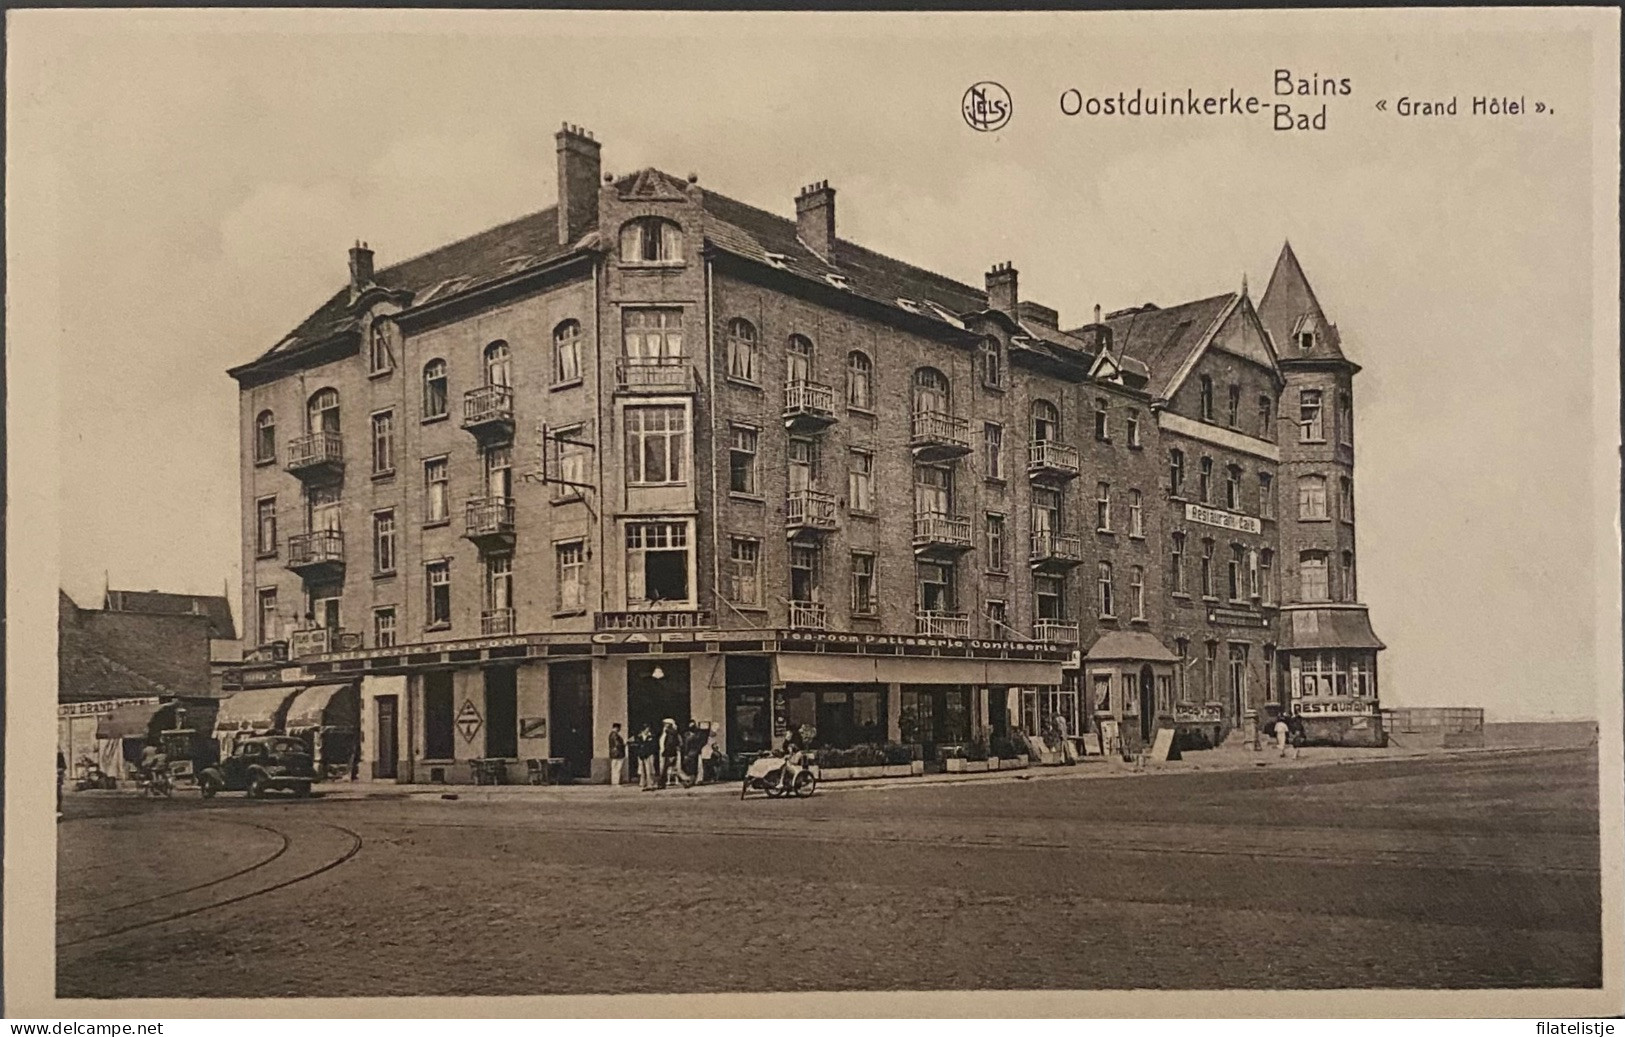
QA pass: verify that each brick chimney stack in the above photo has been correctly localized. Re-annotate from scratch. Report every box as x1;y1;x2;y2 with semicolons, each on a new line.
986;262;1018;316
796;181;836;263
348;241;374;303
556;123;602;246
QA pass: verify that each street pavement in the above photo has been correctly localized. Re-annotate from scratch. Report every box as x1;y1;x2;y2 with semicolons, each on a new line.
56;744;1602;998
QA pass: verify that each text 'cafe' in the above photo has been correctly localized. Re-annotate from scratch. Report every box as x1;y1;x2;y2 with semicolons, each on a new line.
225;626;1072;785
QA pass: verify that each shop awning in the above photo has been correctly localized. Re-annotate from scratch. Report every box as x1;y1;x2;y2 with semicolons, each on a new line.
213;686;302;736
1084;631;1180;663
775;654;1063;687
1278;607;1386;651
96;701;171;740
284;684;358;733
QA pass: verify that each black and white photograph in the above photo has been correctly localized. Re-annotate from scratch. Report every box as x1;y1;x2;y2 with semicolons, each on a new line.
5;6;1621;1020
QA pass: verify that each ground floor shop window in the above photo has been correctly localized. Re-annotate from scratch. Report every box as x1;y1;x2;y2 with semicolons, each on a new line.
1290;650;1377;700
725;657;771;756
485;667;518;759
783;684;885;749
899;686;971;753
423;672;454;760
628;659;691;739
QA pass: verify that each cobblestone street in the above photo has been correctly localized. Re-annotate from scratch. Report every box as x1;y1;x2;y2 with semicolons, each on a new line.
57;745;1602;999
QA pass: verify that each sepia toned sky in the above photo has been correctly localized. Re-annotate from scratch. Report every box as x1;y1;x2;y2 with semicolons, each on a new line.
8;9;1616;720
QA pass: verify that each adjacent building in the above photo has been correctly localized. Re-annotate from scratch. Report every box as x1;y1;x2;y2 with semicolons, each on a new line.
226;123;1384;783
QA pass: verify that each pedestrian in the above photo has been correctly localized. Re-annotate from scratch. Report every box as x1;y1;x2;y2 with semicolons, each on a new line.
680;720;705;786
634;725;657;790
56;748;66;817
658;718;681;789
1286;711;1305;758
608;723;627;786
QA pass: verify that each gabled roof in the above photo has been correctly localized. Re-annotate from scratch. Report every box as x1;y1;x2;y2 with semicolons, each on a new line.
697;188;989;319
241;206;578;369
59;592;216;702
1094;293;1237;398
105;589;237;641
1257;241;1349;364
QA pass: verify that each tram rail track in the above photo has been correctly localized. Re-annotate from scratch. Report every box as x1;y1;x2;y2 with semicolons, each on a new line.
58;819;362;948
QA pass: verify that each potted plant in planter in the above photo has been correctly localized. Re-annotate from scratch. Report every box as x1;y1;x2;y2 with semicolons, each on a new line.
942;744;969;773
963;737;991;773
819;746;856;781
880;742;915;778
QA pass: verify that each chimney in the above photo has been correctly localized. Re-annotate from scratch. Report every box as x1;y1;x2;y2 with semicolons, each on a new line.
986;262;1018;316
556;123;602;246
1094;303;1103;325
795;182;836;263
348;240;374;302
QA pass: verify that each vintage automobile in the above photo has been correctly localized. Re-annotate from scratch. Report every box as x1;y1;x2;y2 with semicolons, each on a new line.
197;736;315;799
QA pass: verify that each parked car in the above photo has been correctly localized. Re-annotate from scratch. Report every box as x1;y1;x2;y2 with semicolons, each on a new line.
198;736;315;799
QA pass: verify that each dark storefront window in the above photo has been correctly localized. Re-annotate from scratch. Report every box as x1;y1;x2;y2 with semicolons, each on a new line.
725;657;772;756
628;659;691;741
899;686;971;755
485;667;518;759
423;672;454;760
782;685;886;749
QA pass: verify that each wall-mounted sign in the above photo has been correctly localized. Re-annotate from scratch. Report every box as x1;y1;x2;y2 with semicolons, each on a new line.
57;697;159;718
1185;503;1262;536
519;717;547;739
1295;698;1377;717
1173;701;1224;722
1207;607;1270;627
455;699;484;742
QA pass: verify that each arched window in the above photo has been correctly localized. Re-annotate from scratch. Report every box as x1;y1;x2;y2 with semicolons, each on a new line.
619;217;685;264
422;360;448;419
1297;474;1328;520
369;321;393;374
981;337;1003;388
553;320;582;384
1199;375;1215;421
726;319;758;382
786;334;814;385
254;410;277;464
307;388;340;434
484;341;511;387
846;351;873;410
1031;399;1060;442
912;367;951;416
1299;551;1329;602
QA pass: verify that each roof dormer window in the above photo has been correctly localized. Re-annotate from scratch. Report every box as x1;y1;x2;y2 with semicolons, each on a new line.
620;217;685;265
1299;330;1315;352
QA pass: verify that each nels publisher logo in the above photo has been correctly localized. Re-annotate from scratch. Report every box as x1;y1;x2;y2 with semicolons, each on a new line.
963;82;1012;132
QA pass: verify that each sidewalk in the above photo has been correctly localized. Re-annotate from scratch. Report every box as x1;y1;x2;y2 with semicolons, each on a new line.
310;739;1584;803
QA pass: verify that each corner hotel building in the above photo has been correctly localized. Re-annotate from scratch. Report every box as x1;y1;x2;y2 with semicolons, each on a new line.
226;124;1385;782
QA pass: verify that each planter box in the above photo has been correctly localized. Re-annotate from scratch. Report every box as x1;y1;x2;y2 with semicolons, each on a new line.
910;760;926;776
945;758;967;773
880;764;913;778
853;765;884;780
961;760;990;773
1035;750;1065;766
822;767;857;781
998;757;1027;770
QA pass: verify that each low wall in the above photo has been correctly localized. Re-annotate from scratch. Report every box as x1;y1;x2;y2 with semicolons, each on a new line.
1384;707;1484;749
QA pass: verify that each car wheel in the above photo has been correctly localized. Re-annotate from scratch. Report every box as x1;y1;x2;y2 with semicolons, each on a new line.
199;776;218;799
294;783;311;799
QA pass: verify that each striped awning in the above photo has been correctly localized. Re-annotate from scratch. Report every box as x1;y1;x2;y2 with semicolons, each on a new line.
284;684;358;732
213;686;302;735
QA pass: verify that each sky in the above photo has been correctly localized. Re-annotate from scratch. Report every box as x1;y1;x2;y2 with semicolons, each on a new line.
8;9;1616;721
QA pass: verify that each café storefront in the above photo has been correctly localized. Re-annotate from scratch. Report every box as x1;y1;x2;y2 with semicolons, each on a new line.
1276;604;1386;748
226;627;1069;783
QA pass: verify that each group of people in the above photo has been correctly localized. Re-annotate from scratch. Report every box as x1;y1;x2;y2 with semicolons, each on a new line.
1270;711;1307;757
606;718;719;790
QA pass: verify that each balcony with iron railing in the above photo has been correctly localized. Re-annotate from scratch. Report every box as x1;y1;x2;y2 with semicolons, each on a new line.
1033;619;1081;644
481;608;517;635
915;610;970;637
615;356;696;394
464;496;516;550
785;488;839;534
1029;529;1085;569
286;529;345;577
288;627;362;659
462;384;515;440
909;410;972;460
782;380;837;431
913;511;974;553
594;609;709;631
1028;439;1081;481
788;601;828;630
285;432;344;480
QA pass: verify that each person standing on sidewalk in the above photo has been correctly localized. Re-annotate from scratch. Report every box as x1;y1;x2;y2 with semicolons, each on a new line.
608;723;627;786
658;719;682;789
633;725;657;791
56;749;66;817
1272;715;1290;757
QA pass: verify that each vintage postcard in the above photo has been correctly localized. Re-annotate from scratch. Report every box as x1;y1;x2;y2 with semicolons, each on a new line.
5;6;1620;1020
